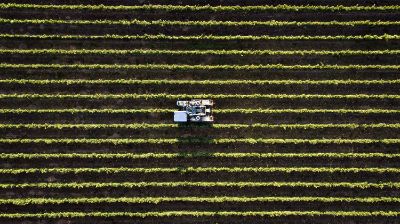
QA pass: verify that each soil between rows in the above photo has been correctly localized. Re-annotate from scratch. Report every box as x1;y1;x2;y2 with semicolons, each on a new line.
2;126;399;139
1;113;399;124
2;83;399;94
2;171;400;183
0;216;398;224
1;0;398;6
3;9;400;22
1;54;398;65
2;98;399;109
1;68;398;80
2;24;400;36
0;216;396;224
2;185;399;198
1;141;397;154
1;157;399;168
2;39;400;51
2;201;400;213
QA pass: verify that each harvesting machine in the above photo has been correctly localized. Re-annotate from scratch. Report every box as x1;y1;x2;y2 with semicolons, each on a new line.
174;99;214;123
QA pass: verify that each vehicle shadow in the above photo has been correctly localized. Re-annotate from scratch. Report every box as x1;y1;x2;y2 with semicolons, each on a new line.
174;123;216;156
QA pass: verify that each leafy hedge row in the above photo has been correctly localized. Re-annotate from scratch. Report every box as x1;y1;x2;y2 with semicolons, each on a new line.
0;211;400;218
1;181;398;189
1;167;400;174
2;34;399;40
1;196;399;205
2;18;399;26
1;109;399;114
2;79;399;85
1;93;399;99
1;3;400;12
1;123;399;130
1;63;398;70
1;152;398;159
2;49;400;56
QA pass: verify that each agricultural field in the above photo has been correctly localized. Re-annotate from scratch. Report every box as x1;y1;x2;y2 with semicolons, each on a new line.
0;0;400;223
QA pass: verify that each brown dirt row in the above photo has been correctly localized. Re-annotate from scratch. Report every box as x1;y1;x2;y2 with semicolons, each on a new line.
2;171;400;183
0;216;397;224
1;54;398;65
1;0;398;6
3;186;400;200
1;156;399;169
3;98;400;110
7;217;400;224
3;39;400;51
1;83;399;94
2;24;399;36
2;9;400;22
0;216;394;224
1;68;397;80
1;113;399;124
2;201;400;213
2;185;399;198
2;126;399;139
2;113;399;125
1;141;397;154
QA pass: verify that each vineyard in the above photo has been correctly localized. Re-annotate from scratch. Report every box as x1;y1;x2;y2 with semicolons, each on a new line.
0;0;400;223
